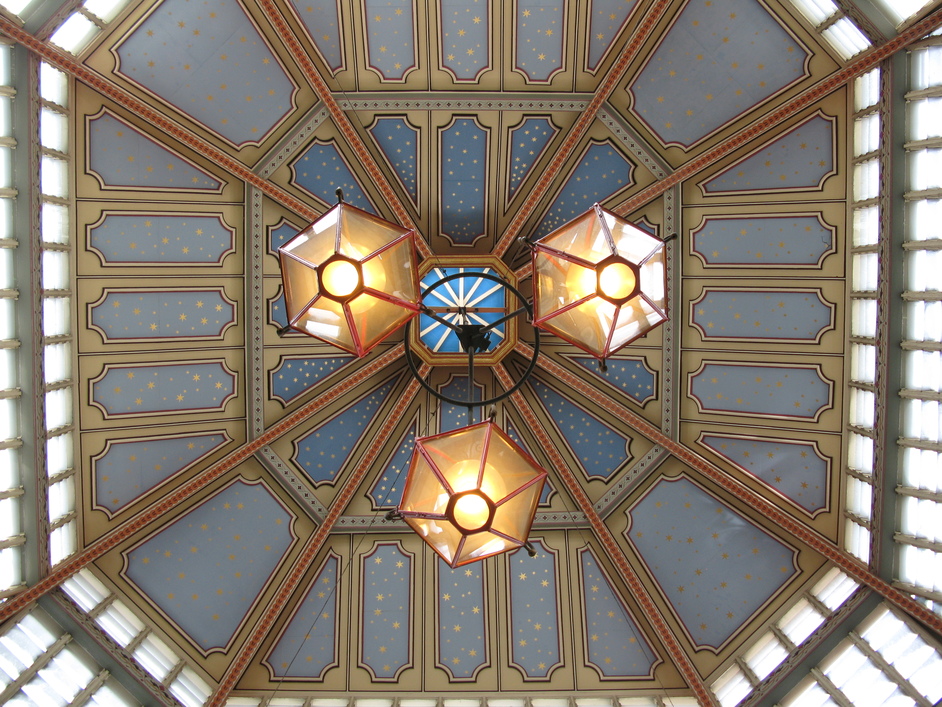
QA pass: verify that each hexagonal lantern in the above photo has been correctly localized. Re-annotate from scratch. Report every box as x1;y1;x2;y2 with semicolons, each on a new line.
532;203;667;359
278;200;421;357
397;420;547;568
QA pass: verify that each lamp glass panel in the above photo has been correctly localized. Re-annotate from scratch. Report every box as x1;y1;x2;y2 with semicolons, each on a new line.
400;454;450;516
297;296;355;351
491;488;542;540
280;219;337;262
481;429;546;502
404;515;464;564
638;248;667;309
348;293;418;353
454;531;512;566
608;217;662;264
538;210;610;263
363;238;418;301
338;205;409;258
423;425;489;493
543;296;618;357
608;297;664;352
280;255;320;315
535;251;596;315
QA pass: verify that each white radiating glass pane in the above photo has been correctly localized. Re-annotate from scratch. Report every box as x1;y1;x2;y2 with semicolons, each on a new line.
814;568;859;610
89;680;138;707
83;0;126;21
46;433;73;477
845;476;873;517
851;343;876;384
906;249;942;291
0;96;11;138
41;203;69;245
852;297;877;338
49;13;99;55
911;149;942;191
0;545;23;590
0;397;16;440
43;297;71;338
854;158;880;201
48;476;74;522
0;447;17;490
854;113;880;156
712;664;752;707
872;0;933;23
849;387;875;429
40;108;68;153
905;300;942;341
900;496;942;542
0;298;12;339
848;429;874;475
912;46;942;90
909;97;942;140
0;197;12;241
0;496;20;537
96;600;145;648
62;570;110;613
0;146;11;190
853;205;879;247
39;647;93;701
823;18;872;60
898;543;942;594
744;632;788;680
49;519;76;565
39;64;68;108
42;250;69;291
903;398;941;442
44;387;71;431
0;0;36;16
855;69;881;111
43;342;71;385
40;156;68;199
905;349;941;391
779;597;826;645
901;446;942;492
789;0;839;24
0;348;15;390
132;634;177;681
908;199;941;242
780;677;840;707
845;518;870;562
852;252;878;291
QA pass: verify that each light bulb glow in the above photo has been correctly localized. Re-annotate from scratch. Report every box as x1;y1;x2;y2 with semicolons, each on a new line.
452;492;490;531
320;259;359;298
598;262;636;300
564;262;598;301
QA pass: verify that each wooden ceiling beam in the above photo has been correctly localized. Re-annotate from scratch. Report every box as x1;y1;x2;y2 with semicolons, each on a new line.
493;0;674;257
611;6;942;219
254;0;431;260
207;368;428;705
520;343;942;637
0;346;405;625
493;363;720;707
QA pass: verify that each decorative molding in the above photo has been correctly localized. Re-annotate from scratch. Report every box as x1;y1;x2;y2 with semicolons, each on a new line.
248;186;265;439
595;445;670;518
255;445;327;522
337;94;591;111
255;104;331;180
598;105;670;179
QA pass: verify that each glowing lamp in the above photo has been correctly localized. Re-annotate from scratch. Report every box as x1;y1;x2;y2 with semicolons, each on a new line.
397;421;547;568
532;203;667;359
278;200;421;356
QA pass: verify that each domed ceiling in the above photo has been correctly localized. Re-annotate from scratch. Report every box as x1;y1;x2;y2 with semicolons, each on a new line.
7;0;942;704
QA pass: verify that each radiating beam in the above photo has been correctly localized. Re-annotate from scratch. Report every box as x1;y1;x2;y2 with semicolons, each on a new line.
207;368;428;705
493;364;719;707
520;343;942;636
0;346;405;625
0;18;312;223
611;7;942;219
254;0;431;260
493;0;673;257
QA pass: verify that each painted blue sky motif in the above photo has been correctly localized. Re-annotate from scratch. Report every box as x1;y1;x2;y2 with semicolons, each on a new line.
270;290;289;328
441;0;489;81
691;215;834;267
88;213;233;265
507;117;557;202
90;289;234;341
505;421;554;505
692;289;833;341
419;268;506;353
292;380;397;485
627;0;810;147
125;480;294;652
690;363;831;420
88;113;220;190
529;377;630;481
270;355;354;404
437;558;487;678
579;547;656;677
369;117;419;205
289;0;343;72
703;114;834;192
587;0;637;70
114;0;295;146
364;0;416;81
440;118;488;245
700;435;827;514
626;476;798;649
291;139;376;212
369;421;417;508
268;219;304;254
532;141;634;240
94;433;228;514
439;376;483;432
92;361;235;417
360;543;412;679
508;540;561;678
514;0;564;82
568;354;655;404
267;554;339;678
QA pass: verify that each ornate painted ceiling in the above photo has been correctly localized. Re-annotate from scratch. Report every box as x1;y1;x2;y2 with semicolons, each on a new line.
7;0;942;704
